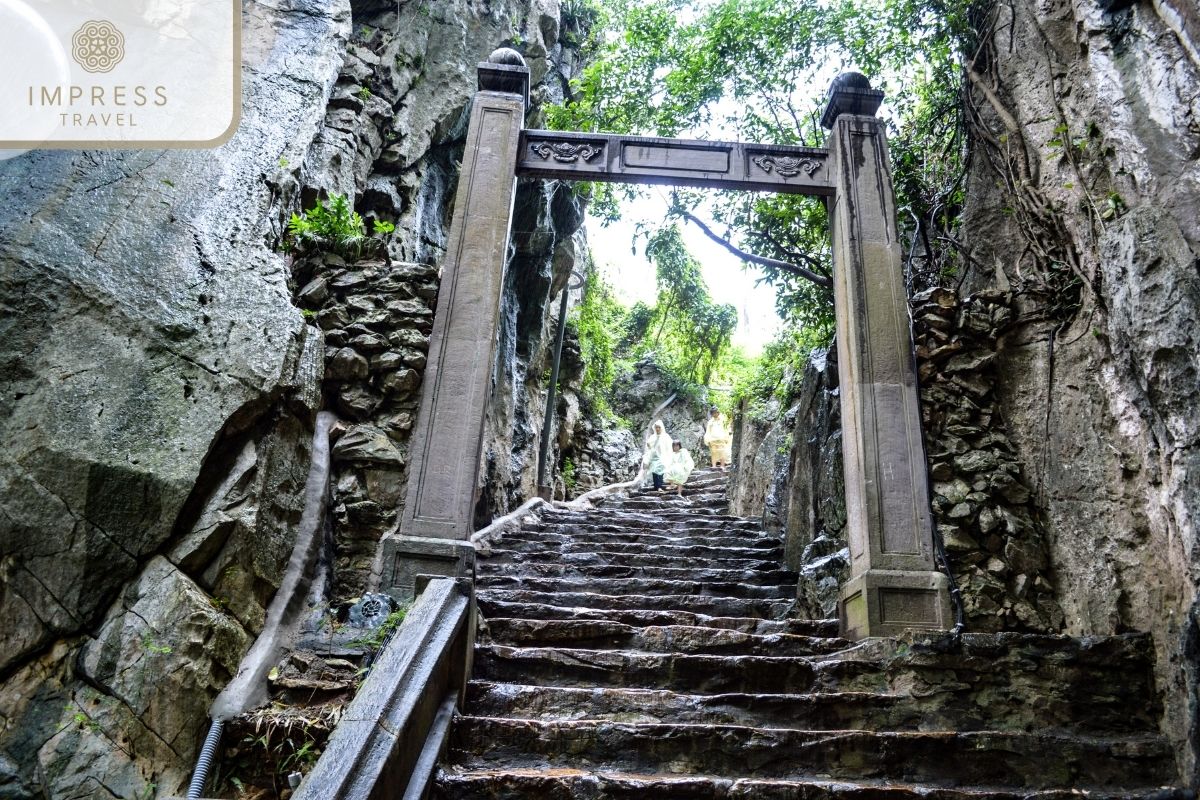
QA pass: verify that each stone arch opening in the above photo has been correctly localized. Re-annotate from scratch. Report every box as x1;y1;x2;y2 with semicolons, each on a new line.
382;48;951;640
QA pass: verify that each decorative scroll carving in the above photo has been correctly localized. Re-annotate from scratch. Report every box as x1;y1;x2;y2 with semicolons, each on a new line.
530;141;604;163
753;154;821;178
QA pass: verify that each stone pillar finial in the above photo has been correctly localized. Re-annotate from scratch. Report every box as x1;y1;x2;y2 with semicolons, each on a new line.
478;47;530;107
820;71;885;129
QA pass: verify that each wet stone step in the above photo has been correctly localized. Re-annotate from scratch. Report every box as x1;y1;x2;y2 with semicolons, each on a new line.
481;549;785;572
633;481;727;492
475;589;794;619
622;496;730;509
544;510;758;527
608;487;726;496
482;619;845;656
473;575;798;599
472;642;1165;728
532;515;758;534
487;539;784;561
463;681;1155;737
433;768;1193;800
528;522;764;538
628;487;728;498
447;718;1177;791
473;646;821;693
819;633;1162;725
618;501;730;513
475;600;837;636
475;562;800;587
597;502;733;515
465;682;912;730
499;530;781;552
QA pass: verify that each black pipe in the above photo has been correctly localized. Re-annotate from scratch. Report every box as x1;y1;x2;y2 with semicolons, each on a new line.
187;719;224;799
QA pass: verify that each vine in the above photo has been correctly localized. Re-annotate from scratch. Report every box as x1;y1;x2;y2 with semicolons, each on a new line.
958;0;1122;325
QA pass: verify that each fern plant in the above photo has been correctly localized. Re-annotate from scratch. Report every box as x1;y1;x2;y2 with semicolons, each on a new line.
286;193;394;261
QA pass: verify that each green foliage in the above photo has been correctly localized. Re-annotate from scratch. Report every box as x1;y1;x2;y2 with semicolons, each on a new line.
581;253;734;404
571;264;629;416
140;632;173;655
571;229;736;415
638;226;738;385
286;193;393;261
562;457;577;492
731;324;830;419
64;704;101;733
347;607;409;651
549;0;977;321
279;734;320;773
358;85;372;100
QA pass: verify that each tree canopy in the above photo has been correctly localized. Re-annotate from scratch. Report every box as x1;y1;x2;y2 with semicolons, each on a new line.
552;0;979;333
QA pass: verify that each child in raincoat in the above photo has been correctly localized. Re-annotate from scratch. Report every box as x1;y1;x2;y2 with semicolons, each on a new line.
664;440;695;497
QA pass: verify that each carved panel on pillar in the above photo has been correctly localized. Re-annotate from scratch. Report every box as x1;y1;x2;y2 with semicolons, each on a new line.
379;536;475;603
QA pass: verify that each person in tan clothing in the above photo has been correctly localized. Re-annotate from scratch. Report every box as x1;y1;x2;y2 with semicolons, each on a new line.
703;406;732;469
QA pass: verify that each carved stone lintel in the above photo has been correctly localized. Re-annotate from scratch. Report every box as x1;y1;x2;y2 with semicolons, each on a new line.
753;154;821;178
530;141;605;163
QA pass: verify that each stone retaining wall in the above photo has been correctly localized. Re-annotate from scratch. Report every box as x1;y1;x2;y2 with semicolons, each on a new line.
293;256;437;602
913;288;1064;633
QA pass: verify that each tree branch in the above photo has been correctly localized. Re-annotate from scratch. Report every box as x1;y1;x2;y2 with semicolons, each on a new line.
757;228;829;276
679;211;832;289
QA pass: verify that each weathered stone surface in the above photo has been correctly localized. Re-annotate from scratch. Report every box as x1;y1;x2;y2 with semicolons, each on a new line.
729;347;847;620
912;288;1062;635
0;0;590;794
328;346;370;380
477;191;589;519
332;424;406;467
436;771;1187;799
0;0;350;792
957;0;1200;772
434;473;1183;797
79;557;251;752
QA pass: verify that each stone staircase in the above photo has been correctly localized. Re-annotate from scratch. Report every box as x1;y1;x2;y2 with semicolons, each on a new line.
433;468;1187;798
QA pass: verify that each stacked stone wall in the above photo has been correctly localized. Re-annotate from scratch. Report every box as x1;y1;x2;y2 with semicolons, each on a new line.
292;256;437;602
913;288;1064;633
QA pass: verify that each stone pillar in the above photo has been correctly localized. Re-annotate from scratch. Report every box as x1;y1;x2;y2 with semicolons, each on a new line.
380;49;529;601
822;73;952;639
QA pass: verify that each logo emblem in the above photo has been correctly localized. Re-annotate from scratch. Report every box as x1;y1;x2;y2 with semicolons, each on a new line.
71;20;125;73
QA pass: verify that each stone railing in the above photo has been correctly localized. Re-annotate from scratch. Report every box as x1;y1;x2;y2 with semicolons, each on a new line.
290;577;473;800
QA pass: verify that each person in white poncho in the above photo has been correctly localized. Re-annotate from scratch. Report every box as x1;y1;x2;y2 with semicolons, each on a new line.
664;440;695;497
641;419;673;491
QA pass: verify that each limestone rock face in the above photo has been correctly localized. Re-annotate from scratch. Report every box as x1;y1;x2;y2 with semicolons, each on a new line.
0;0;347;792
0;0;588;795
476;182;588;519
959;0;1200;779
728;348;847;619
